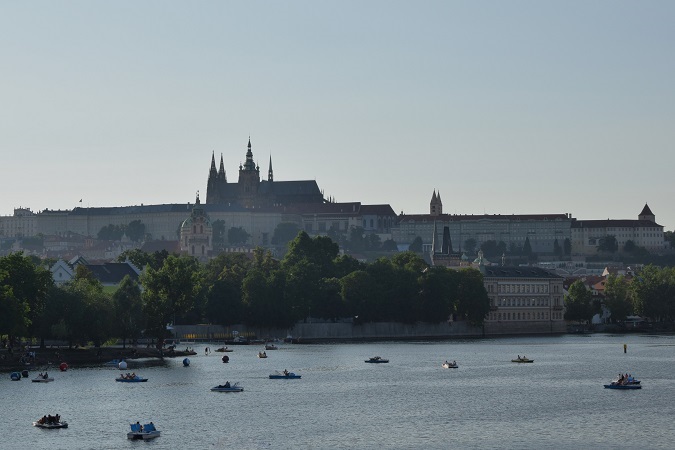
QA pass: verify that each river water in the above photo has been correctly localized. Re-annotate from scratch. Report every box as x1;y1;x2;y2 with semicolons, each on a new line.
2;334;675;449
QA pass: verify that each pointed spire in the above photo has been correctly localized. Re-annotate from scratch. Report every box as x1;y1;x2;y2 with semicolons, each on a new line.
218;154;226;181
431;190;437;202
268;155;274;182
208;151;218;180
243;137;256;171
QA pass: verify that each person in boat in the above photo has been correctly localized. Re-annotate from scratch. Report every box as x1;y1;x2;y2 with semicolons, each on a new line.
224;381;230;388
283;369;289;376
452;360;456;365
43;371;49;379
136;421;143;432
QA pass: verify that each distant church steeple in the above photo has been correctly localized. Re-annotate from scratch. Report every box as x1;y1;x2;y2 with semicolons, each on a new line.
430;190;443;216
218;154;226;182
268;155;274;182
243;137;256;171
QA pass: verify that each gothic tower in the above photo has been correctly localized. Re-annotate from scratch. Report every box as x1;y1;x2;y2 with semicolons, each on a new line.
238;137;261;207
430;190;443;216
206;151;220;203
268;155;274;182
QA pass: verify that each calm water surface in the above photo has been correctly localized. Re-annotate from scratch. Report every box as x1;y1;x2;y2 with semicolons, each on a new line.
2;334;675;449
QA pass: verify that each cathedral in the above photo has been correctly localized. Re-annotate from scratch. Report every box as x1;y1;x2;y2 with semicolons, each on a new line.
205;138;325;208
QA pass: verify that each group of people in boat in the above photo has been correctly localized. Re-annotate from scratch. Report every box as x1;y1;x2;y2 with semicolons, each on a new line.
516;355;529;361
37;414;61;425
444;360;457;366
120;372;138;380
134;421;154;432
614;373;637;385
217;381;232;388
37;372;49;379
259;351;267;357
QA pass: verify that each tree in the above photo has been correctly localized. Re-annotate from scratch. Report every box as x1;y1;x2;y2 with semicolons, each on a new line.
623;240;636;253
563;238;572;256
113;275;145;348
455;268;490;326
141;255;205;338
211;220;226;248
597;235;618;253
365;233;381;251
98;224;124;240
464;238;477;255
381;239;398;252
417;267;456;323
0;252;53;343
126;220;146;242
408;236;423;253
271;223;301;246
228;227;250;245
553;239;562;257
603;274;632;322
564;280;594;323
347;226;366;252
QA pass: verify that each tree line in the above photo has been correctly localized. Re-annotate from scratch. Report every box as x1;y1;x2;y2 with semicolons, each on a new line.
1;232;491;348
564;265;675;324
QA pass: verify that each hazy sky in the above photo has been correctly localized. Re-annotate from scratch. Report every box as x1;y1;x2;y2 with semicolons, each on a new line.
2;2;673;229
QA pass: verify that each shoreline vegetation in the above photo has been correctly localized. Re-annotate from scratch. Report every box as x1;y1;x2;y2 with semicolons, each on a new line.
0;345;196;371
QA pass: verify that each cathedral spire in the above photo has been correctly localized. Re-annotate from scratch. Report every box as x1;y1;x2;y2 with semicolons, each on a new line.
268;155;274;182
210;151;217;175
243;136;256;171
218;154;226;182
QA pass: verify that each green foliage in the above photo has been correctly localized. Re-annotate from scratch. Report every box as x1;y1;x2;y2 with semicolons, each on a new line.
631;265;675;321
597;235;618;253
381;239;398;252
455;268;490;326
211;220;226;247
228;226;250;245
603;274;632;322
141;255;206;338
623;240;636;253
113;276;145;348
347;226;366;252
480;240;506;258
464;238;477;255
563;238;571;256
408;236;423;253
117;249;172;271
523;237;533;257
126;220;146;242
98;224;125;240
553;239;562;257
564;280;594;323
0;252;53;338
271;222;301;246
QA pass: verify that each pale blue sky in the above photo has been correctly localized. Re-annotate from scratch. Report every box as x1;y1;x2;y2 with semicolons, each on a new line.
1;2;674;229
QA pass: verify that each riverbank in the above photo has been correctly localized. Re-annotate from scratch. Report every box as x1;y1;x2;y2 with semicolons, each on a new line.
0;346;196;371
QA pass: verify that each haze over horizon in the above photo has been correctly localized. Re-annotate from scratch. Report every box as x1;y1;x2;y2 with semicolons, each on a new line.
2;2;673;229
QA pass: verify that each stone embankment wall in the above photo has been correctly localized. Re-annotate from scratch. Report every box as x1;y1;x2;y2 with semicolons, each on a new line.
172;320;565;342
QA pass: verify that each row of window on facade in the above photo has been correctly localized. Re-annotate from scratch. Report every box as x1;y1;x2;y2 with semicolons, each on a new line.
497;297;558;307
489;311;562;321
496;284;551;294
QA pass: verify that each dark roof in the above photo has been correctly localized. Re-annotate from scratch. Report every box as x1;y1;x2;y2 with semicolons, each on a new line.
140;240;181;254
69;203;252;216
399;213;570;222
86;262;140;284
258;180;322;197
482;266;562;279
639;203;654;217
360;204;397;216
571;219;661;228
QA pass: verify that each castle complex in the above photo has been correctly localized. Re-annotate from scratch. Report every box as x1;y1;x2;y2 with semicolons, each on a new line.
0;140;667;263
206;138;324;208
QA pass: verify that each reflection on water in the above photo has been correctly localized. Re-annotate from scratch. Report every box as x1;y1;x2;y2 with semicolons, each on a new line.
2;334;675;449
